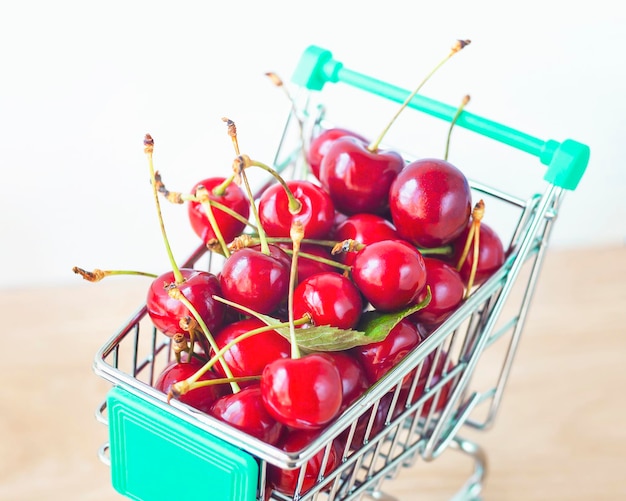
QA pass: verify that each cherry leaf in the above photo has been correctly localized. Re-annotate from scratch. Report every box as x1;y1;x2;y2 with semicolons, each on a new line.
357;286;431;343
212;287;430;352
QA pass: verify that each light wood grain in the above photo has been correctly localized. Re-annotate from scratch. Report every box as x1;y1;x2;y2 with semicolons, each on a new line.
1;246;625;501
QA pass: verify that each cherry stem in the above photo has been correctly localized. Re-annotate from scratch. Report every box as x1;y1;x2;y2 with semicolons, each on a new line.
265;72;308;178
418;245;454;257
464;200;484;297
445;94;470;162
369;39;471;153
239;154;302;214
72;266;158;282
144;134;184;284
212;173;236;197
168;376;261;403
171;317;308;399
167;284;241;393
281;249;352;273
233;154;271;255
194;185;230;257
288;221;305;359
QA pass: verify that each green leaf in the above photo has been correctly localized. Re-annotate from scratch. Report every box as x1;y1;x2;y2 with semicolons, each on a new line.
212;287;431;352
357;286;432;343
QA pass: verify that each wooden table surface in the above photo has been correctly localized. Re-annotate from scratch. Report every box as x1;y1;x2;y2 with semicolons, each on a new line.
1;245;625;501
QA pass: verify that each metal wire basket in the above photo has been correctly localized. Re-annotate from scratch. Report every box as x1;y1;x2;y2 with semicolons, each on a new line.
93;45;589;501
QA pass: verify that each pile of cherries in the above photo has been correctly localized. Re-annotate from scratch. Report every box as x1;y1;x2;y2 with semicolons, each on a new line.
147;115;505;496
77;41;507;498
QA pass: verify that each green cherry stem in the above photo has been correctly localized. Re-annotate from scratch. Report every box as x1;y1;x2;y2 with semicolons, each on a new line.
194;185;230;257
368;39;471;153
170;317;307;399
233;154;271;255
288;220;305;359
445;94;470;162
169;376;261;402
72;267;158;282
144;134;184;285
167;284;241;394
237;154;302;214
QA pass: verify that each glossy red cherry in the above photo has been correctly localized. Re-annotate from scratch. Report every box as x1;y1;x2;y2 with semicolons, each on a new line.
389;158;472;248
306;127;368;181
293;272;363;330
219;246;290;315
261;353;342;430
410;257;465;327
187;177;250;245
453;221;505;287
268;428;341;496
319;135;404;216
146;268;225;338
210;317;291;381
351;318;424;385
333;213;400;266
318;351;369;412
351;239;427;311
209;384;285;445
257;179;335;239
154;357;227;413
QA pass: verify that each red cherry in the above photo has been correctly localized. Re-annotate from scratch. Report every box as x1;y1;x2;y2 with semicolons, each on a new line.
306;127;368;181
333;213;400;266
257;179;335;239
347;391;395;449
187;177;250;245
351;239;427;311
209;384;285;445
219;246;290;315
268;428;341;496
146;268;224;338
389;158;472;248
318;351;369;412
210;317;291;382
410;257;465;327
453;221;505;286
292;272;363;330
154;357;226;413
351;318;424;385
319;136;404;216
261;354;343;430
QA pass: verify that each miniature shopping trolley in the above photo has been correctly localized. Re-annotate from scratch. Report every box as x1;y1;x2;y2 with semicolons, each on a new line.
93;44;590;500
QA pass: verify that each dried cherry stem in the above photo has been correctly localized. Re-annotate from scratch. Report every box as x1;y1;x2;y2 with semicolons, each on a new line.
170;316;308;400
444;94;470;162
72;267;158;282
288;221;305;359
456;200;485;298
167;283;241;393
369;39;471;153
237;154;302;214
144;134;184;285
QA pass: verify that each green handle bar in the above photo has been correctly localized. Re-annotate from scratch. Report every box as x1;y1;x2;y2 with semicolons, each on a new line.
290;45;589;191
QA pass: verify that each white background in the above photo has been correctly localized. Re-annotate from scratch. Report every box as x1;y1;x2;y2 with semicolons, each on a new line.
1;1;624;289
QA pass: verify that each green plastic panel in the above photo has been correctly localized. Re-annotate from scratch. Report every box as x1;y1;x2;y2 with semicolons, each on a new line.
107;386;258;501
290;45;590;191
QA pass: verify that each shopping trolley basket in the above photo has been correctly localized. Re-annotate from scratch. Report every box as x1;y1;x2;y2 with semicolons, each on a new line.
93;44;590;501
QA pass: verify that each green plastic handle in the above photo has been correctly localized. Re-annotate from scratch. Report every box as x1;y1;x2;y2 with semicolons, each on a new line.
291;45;589;191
